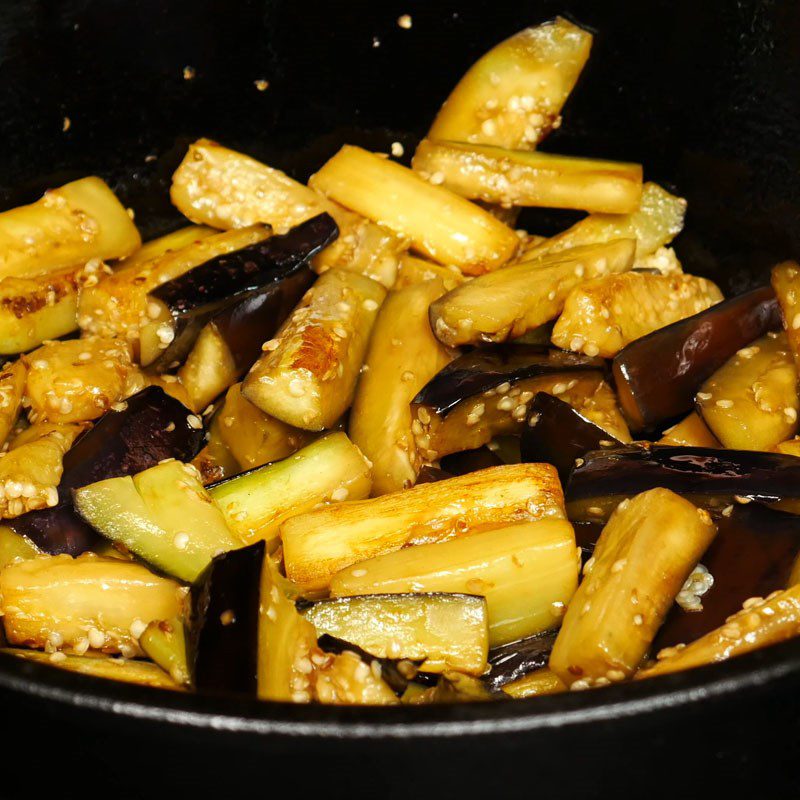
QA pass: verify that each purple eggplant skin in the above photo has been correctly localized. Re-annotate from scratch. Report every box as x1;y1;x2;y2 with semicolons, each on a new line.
521;392;622;484
653;504;800;652
10;387;205;556
412;345;605;417
414;465;452;484
148;213;338;370
484;629;558;691
565;445;800;522
189;540;265;696
440;446;503;476
612;286;780;432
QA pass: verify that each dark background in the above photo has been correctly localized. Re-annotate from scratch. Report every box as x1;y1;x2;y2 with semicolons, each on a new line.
1;0;800;797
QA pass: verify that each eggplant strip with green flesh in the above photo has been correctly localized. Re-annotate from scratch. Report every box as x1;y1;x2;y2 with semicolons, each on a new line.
330;518;579;648
428;238;635;347
612;286;781;432
140;213;338;370
242;267;385;431
425;17;592;149
565;445;800;523
0;525;39;570
412;140;643;214
695;332;799;451
170;139;405;287
311;145;520;275
281;463;566;592
0;177;140;279
549;488;717;687
139;617;190;686
349;277;455;495
551;272;723;358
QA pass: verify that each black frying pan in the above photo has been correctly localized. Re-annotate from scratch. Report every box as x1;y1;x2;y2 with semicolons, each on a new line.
1;0;800;796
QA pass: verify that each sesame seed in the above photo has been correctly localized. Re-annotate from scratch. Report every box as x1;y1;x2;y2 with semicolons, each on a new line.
88;627;106;649
186;414;203;429
261;339;280;352
391;142;404;157
49;652;67;664
183;65;196;80
254;79;270;91
173;532;190;550
220;610;236;626
634;614;644;626
429;171;445;185
715;399;734;409
331;487;349;502
351;568;367;578
130;619;147;639
397;13;412;29
696;392;712;401
363;299;379;312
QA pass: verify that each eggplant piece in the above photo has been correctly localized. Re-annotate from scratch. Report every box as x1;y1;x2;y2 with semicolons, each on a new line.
349;277;455;496
612;286;781;431
140;213;337;369
392;255;466;292
637;582;800;680
311;146;519;275
549;489;717;687
425;17;592;149
412;140;643;214
653;504;800;652
566;444;800;523
74;460;242;583
521;393;623;484
0;360;26;445
313;644;400;705
502;668;566;698
484;629;559;690
0;176;140;279
429;239;636;346
189;541;264;696
657;412;721;448
551;272;724;358
139;618;190;686
1;649;181;690
170;139;405;287
695;332;799;451
0;525;38;570
523;183;686;261
330;518;579;647
770;260;800;369
440;447;503;475
301;593;489;675
282;463;566;592
9;386;205;555
242;268;385;431
209;432;371;546
0;553;185;656
23;337;135;424
414;466;450;484
408;672;502;704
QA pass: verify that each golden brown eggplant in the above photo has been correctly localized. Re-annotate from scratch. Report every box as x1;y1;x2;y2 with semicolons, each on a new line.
313;649;400;705
549;489;717;686
551;272;723;358
311;146;520;274
413;140;642;214
349;278;455;495
281;463;566;591
392;254;466;292
242;269;385;430
658;412;721;448
429;239;635;347
770;260;800;369
0;360;26;445
502;668;567;698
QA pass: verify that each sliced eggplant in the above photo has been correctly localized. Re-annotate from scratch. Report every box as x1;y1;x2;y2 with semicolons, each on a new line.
282;463;566;591
191;423;240;486
551;272;724;358
0;360;26;445
440;447;503;475
523;182;686;261
189;541;264;696
0;553;185;655
140;213;337;369
425;17;592;149
654;504;800;652
502;668;567;698
407;672;501;704
695;332;799;451
170;139;404;287
311;145;519;275
209;432;371;546
74;460;242;583
770;260;800;369
657;412;721;448
429;239;636;346
330;518;579;647
313;646;400;705
484;629;559;690
612;286;781;431
412;140;642;214
0;176;140;279
139;617;190;686
549;489;716;686
242;268;385;431
565;445;800;523
0;525;39;570
392;255;466;292
349;278;455;495
521;392;623;484
301;593;489;675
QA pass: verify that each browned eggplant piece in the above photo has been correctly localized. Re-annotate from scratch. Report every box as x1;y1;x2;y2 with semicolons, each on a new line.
140;214;338;369
657;412;721;448
414;466;451;484
0;360;26;445
565;445;800;523
439;447;503;475
189;541;265;696
653;504;800;652
521;392;623;484
612;286;781;431
484;629;558;691
770;260;800;369
9;387;204;555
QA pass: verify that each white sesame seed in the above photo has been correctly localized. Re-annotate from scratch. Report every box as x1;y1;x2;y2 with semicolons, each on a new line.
88;627;106;649
186;414;203;429
288;378;305;397
331;487;349;502
397;13;412;29
173;532;190;550
129;619;147;639
391;142;404;157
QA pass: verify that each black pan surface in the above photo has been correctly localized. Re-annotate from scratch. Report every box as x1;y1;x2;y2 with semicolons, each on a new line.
1;0;800;796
